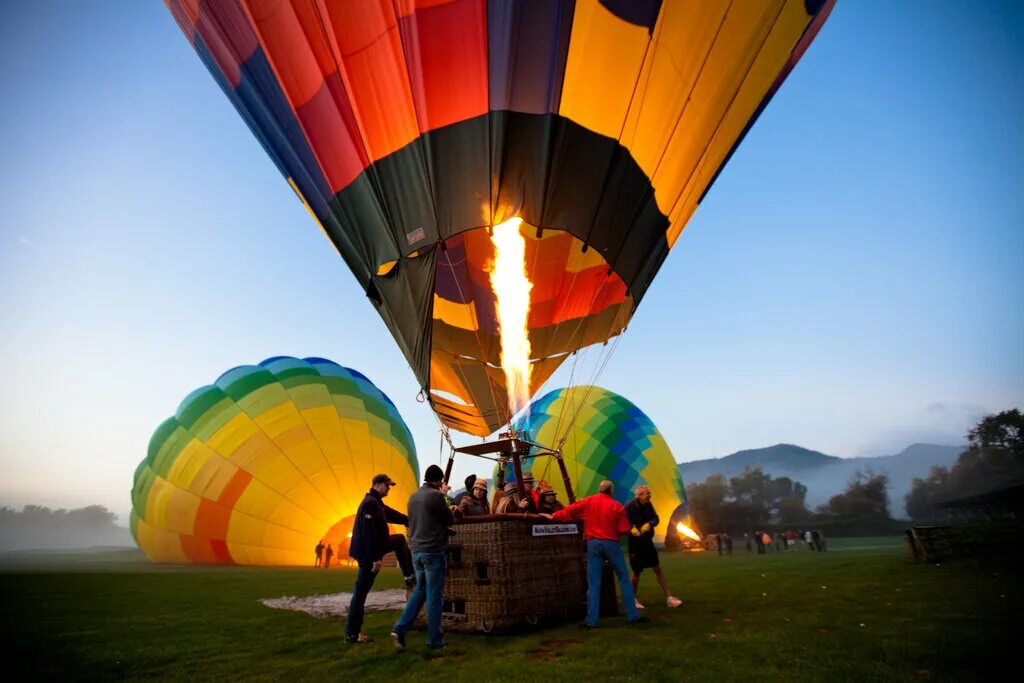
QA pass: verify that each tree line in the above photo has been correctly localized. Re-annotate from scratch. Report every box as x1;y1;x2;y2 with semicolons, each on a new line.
904;408;1023;520
0;505;130;551
684;409;1022;533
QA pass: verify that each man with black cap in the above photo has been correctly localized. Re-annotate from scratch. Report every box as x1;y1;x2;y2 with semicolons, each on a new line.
344;473;414;644
390;464;454;650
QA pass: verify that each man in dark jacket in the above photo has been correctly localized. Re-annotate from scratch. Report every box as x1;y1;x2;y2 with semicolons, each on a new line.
344;474;413;644
625;485;681;610
390;464;454;650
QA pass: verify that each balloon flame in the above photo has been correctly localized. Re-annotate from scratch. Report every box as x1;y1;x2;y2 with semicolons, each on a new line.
676;521;701;542
489;217;533;417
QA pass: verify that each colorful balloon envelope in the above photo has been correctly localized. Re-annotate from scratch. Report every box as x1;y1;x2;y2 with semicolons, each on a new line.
507;385;687;544
131;357;418;565
165;0;833;435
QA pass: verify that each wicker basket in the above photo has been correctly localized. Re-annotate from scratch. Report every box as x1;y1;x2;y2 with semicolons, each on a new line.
420;516;587;633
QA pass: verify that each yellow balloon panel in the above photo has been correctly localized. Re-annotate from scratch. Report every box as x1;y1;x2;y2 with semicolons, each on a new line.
131;358;418;565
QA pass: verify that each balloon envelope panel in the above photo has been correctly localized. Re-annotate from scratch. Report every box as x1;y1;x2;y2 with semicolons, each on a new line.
131;357;418;565
165;0;833;435
512;385;687;544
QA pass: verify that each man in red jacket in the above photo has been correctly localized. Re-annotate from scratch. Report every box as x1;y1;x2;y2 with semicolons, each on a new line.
546;480;650;628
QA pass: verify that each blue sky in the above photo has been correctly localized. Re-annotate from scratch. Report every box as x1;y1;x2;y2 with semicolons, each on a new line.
1;1;1021;524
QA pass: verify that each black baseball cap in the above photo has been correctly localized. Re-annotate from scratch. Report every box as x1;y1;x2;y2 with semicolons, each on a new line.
372;474;397;486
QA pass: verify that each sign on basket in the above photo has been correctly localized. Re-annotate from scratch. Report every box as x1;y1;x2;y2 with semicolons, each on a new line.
531;524;578;536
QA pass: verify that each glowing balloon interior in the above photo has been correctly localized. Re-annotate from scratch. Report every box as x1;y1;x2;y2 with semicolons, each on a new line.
165;0;833;435
131;357;418;565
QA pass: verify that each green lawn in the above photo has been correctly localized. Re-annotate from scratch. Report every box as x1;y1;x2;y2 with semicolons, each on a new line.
1;537;1018;681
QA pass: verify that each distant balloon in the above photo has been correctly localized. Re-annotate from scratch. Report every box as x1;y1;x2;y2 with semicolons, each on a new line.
131;357;418;565
509;385;687;544
165;0;834;436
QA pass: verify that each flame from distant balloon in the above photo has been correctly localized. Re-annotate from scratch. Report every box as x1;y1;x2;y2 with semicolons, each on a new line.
489;217;533;418
676;521;702;542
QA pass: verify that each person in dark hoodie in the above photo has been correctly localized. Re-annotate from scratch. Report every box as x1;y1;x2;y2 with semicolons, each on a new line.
390;464;455;651
344;473;414;644
625;485;681;610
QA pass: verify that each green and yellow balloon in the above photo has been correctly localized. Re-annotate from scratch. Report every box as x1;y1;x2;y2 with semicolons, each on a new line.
512;386;688;544
131;356;418;565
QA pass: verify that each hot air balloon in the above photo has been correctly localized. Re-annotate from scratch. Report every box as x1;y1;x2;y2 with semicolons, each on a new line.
505;385;688;545
130;356;418;565
165;0;833;436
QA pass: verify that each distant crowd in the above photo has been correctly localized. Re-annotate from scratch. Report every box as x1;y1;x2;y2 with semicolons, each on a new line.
702;529;827;554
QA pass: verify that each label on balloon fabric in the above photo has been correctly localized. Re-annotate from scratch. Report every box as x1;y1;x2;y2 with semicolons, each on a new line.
531;524;578;536
406;227;426;245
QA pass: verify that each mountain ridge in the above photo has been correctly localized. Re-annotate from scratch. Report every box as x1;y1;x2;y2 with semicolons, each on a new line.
678;442;964;516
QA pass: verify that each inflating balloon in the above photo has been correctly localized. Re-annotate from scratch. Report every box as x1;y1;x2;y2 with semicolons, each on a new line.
166;0;833;435
131;357;418;565
507;385;688;544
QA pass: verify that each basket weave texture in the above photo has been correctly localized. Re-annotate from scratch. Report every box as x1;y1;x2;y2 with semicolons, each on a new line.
441;518;586;632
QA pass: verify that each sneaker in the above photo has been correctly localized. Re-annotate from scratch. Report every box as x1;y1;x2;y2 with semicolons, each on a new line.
344;633;373;644
390;631;406;650
634;599;645;610
427;640;448;650
578;622;596;630
627;615;651;624
666;596;682;608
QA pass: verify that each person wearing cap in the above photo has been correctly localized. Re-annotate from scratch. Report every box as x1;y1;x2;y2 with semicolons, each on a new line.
537;484;564;514
494;478;536;514
543;480;650;628
522;471;538;508
390;464;455;651
458;477;490;516
625;485;682;610
344;473;413;644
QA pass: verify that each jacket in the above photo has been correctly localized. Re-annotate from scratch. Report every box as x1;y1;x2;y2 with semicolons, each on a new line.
458;493;490;517
349;489;408;563
624;498;659;538
551;492;630;541
407;484;455;553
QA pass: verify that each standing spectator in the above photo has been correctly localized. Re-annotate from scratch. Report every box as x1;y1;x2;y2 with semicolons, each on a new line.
625;486;682;609
545;480;650;628
345;473;414;644
744;532;752;553
314;540;324;568
324;543;334;568
390;465;455;651
754;531;765;554
724;534;734;555
716;534;723;556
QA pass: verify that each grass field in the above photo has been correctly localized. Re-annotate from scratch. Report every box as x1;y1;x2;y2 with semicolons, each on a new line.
2;536;1019;681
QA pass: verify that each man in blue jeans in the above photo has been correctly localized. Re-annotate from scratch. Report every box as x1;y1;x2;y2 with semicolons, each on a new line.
344;473;414;644
391;464;455;650
546;480;651;628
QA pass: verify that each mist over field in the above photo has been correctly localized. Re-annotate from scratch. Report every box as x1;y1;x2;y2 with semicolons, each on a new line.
0;505;132;552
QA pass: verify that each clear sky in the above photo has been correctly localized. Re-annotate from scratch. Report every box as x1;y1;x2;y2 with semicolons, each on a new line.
1;1;1021;525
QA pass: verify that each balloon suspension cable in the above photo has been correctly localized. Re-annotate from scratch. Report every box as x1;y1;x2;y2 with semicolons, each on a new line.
554;323;626;453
